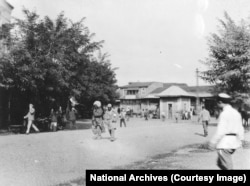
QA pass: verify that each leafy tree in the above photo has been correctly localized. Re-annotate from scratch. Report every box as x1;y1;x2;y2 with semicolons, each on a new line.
201;12;250;101
0;9;118;124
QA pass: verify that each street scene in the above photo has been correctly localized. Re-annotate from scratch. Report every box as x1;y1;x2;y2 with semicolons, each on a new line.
0;117;249;186
1;0;250;186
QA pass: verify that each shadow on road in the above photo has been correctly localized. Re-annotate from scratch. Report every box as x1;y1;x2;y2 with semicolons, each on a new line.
194;132;205;137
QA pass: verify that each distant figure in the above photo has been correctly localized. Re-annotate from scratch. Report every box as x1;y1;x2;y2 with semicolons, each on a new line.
198;106;211;137
126;107;130;121
144;109;149;120
141;109;144;118
24;103;39;135
68;107;77;129
117;107;121;114
50;108;58;132
57;106;64;130
161;111;166;122
92;101;104;139
208;93;244;170
119;108;127;127
103;104;116;141
189;108;193;120
174;111;179;123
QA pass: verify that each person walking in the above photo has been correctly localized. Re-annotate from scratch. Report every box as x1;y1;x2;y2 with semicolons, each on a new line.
49;108;58;132
103;104;116;141
144;109;149;120
57;106;63;130
92;101;104;139
68;107;77;129
119;108;127;127
24;103;39;135
198;106;211;137
208;93;244;170
161;111;166;122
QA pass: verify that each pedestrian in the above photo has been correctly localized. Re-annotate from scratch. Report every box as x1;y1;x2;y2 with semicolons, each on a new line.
119;108;126;127
57;106;63;130
144;109;149;120
24;103;39;135
92;101;104;139
208;93;244;170
68;107;77;129
49;108;58;132
198;106;211;137
161;111;166;122
126;107;130;121
103;104;116;141
174;111;179;123
189;108;193;120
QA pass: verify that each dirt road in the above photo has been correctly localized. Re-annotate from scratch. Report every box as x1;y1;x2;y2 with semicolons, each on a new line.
0;118;249;186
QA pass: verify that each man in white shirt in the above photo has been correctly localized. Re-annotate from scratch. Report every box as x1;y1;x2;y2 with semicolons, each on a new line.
208;93;244;170
24;103;39;134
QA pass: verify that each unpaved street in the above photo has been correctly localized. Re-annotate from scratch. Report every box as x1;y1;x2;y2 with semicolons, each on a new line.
0;118;249;186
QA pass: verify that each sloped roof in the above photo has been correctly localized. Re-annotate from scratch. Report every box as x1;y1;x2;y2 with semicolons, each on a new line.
150;83;188;94
158;85;192;97
183;85;214;93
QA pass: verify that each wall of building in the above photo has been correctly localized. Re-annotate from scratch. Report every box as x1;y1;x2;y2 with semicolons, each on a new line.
160;97;191;119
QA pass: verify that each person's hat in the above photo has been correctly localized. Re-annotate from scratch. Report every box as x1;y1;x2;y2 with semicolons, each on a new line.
217;93;232;103
93;101;101;107
107;104;112;108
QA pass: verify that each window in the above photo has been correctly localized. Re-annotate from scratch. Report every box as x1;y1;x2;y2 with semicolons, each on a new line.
127;90;139;95
141;88;146;95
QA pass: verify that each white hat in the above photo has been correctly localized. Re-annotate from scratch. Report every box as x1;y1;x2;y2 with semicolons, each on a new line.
218;93;231;99
93;101;101;107
217;93;232;103
107;104;112;108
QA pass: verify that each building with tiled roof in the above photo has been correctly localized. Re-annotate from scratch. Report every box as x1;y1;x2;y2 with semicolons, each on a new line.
118;82;215;118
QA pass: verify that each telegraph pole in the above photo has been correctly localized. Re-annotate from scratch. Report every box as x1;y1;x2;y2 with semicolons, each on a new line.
196;68;200;114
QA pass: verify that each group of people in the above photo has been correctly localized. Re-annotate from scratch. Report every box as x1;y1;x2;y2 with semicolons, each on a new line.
49;106;77;131
23;103;78;134
23;92;245;170
91;101;129;141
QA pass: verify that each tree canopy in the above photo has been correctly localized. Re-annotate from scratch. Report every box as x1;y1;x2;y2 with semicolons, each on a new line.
0;9;118;119
201;12;250;100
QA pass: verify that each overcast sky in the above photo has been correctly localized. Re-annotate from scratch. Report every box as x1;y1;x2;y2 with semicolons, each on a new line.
7;0;250;86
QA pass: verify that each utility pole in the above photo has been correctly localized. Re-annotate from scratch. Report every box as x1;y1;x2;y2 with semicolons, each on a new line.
196;68;200;114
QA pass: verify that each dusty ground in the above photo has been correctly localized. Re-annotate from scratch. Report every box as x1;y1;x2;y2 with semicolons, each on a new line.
0;117;249;186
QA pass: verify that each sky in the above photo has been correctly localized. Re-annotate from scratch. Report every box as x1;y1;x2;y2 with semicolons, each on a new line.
7;0;250;86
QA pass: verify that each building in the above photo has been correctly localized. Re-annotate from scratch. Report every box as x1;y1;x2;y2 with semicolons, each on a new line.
158;85;214;119
0;0;13;26
118;82;215;117
119;82;163;114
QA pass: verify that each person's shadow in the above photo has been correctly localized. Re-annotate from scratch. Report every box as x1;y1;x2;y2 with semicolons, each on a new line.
194;132;205;137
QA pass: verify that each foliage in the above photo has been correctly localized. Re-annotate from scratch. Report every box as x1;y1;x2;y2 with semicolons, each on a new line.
200;12;250;100
0;9;118;120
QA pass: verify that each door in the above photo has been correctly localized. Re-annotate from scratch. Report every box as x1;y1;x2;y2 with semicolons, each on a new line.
168;103;173;119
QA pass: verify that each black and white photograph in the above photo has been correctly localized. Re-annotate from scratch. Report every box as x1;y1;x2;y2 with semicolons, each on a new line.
0;0;250;185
